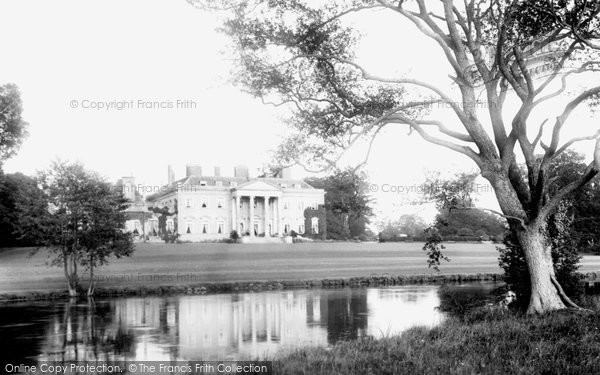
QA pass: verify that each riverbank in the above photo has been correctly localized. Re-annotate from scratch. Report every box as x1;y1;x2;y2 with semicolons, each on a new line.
272;302;600;374
0;272;504;302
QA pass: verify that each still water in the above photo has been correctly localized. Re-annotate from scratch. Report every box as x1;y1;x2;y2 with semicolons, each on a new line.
0;284;496;362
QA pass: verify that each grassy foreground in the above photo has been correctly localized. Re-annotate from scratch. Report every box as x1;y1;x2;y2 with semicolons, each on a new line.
273;303;600;374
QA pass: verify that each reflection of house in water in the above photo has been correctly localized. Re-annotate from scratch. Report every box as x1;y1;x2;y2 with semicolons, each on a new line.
177;292;329;359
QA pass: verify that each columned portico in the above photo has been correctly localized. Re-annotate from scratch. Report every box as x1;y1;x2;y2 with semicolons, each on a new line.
232;181;283;238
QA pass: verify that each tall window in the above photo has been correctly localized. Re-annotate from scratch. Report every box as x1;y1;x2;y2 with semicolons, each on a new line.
311;217;319;234
202;221;209;234
217;199;223;208
186;199;192;208
186;221;192;234
217;221;224;234
201;197;208;208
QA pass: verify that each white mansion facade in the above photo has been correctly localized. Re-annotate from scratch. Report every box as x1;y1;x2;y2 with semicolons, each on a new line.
140;166;326;241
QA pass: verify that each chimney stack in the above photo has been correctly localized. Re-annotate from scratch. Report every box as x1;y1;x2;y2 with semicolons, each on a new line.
234;165;249;178
186;165;202;177
168;165;175;184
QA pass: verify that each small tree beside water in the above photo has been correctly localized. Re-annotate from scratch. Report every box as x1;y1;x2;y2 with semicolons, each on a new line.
32;161;134;297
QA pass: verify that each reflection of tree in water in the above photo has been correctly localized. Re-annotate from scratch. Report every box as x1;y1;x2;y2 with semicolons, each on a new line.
41;299;137;362
0;303;58;362
321;290;368;344
437;284;498;317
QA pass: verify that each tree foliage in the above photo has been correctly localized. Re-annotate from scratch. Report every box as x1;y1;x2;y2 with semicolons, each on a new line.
0;84;28;168
305;168;373;239
0;172;49;247
435;209;507;237
378;213;428;240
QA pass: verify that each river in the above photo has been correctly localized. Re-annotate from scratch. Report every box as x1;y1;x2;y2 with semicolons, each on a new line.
0;283;498;362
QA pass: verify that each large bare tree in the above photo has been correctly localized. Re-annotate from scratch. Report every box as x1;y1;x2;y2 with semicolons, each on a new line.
193;0;600;314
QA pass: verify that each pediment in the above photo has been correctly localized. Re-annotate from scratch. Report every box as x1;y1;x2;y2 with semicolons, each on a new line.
234;180;282;192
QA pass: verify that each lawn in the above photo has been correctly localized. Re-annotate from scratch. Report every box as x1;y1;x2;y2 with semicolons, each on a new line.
1;242;599;295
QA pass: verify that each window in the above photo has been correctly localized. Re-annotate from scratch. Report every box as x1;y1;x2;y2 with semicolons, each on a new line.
200;181;207;186
185;221;193;234
284;224;290;234
201;197;208;208
202;221;209;234
280;183;287;188
311;217;319;234
217;221;224;234
299;224;304;234
166;219;174;233
186;199;192;208
217;199;223;208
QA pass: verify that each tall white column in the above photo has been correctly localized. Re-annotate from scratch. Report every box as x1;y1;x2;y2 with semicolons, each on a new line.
249;195;255;237
275;197;281;236
264;196;270;237
231;196;236;233
235;195;243;236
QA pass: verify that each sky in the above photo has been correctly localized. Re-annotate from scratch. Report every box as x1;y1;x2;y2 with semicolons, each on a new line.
1;0;599;225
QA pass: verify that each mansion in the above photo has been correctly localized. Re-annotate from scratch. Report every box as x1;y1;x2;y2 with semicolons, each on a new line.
119;165;326;242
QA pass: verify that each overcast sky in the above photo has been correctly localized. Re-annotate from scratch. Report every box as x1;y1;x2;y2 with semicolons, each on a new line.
2;0;598;224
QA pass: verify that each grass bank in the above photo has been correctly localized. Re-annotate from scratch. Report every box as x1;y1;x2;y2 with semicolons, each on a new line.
0;272;502;302
273;303;600;374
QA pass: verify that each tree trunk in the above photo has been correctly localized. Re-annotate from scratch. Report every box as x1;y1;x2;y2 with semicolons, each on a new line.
516;225;566;314
63;250;78;297
87;255;95;297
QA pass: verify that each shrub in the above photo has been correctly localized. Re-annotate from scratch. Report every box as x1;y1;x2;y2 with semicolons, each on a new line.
475;229;487;237
457;227;475;236
229;230;239;243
